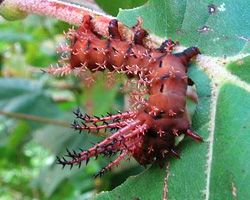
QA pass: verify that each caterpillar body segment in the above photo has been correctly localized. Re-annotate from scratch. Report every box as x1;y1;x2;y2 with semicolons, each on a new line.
53;15;202;177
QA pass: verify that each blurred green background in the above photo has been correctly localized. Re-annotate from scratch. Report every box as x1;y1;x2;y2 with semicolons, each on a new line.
0;1;147;199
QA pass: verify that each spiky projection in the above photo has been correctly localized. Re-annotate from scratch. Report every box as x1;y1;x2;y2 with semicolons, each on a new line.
51;15;202;178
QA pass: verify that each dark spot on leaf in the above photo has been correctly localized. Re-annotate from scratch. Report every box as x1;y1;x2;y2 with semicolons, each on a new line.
208;4;217;14
177;29;183;35
236;60;245;66
198;25;213;33
222;35;230;40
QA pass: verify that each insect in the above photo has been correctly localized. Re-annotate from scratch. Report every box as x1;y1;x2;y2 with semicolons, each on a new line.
51;15;202;178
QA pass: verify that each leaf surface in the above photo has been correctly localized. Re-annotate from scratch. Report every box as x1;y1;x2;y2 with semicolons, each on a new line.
93;0;250;199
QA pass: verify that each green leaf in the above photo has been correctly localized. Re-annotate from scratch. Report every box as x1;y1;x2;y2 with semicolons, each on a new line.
0;30;33;42
93;66;212;200
32;77;120;197
0;78;62;120
7;121;30;152
2;1;250;199
118;0;250;56
210;83;250;199
33;124;104;197
95;0;147;16
94;0;250;199
226;56;250;83
81;77;120;115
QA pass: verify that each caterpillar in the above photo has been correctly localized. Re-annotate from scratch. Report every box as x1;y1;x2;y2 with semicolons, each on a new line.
52;15;202;178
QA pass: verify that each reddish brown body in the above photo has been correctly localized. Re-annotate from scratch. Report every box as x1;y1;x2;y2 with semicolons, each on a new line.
54;15;202;177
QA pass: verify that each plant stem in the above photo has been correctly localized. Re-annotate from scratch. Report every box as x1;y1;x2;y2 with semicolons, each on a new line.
1;0;113;26
0;110;71;127
1;0;162;47
60;0;104;13
0;110;110;136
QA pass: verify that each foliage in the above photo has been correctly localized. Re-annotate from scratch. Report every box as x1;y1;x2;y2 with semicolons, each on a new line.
0;11;135;200
1;0;250;200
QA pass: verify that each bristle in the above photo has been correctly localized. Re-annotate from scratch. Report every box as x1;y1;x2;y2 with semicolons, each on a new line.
54;15;202;178
73;108;138;123
56;43;72;54
170;149;180;159
93;151;128;178
47;63;72;76
186;129;203;141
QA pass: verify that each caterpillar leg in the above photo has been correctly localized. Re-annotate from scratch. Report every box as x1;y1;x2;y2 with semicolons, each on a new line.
76;15;103;39
108;19;122;40
134;29;148;46
158;39;176;53
170;148;180;158
186;129;203;141
186;85;198;103
174;46;200;62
